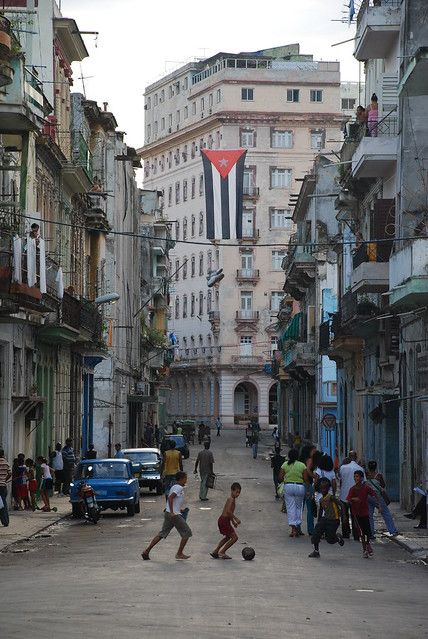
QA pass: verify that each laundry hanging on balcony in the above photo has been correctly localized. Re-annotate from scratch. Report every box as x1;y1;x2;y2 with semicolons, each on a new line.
12;236;22;283
38;238;47;294
26;236;37;287
56;266;64;299
201;149;247;240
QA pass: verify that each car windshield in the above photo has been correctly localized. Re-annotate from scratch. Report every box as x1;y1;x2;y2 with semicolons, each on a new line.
169;436;184;446
76;462;129;479
124;452;159;464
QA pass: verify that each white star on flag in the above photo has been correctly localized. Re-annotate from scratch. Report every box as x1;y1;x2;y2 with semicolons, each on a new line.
219;158;229;167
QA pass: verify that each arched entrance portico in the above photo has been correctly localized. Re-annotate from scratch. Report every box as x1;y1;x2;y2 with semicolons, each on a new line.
269;384;278;425
234;381;258;424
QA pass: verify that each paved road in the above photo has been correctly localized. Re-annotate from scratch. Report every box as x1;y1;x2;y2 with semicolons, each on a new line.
0;431;426;639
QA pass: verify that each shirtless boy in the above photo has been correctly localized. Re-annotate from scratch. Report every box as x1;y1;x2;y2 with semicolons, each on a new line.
210;482;241;559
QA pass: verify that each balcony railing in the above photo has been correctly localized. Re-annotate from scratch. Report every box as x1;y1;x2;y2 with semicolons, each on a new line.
208;310;220;321
236;310;259;321
243;186;259;197
356;0;401;27
352;241;392;269
236;268;260;280
61;292;81;330
241;228;260;241
80;298;102;339
231;355;264;366
341;290;380;324
319;320;331;353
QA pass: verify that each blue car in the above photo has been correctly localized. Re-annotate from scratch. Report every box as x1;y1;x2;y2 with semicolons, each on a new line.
70;459;140;517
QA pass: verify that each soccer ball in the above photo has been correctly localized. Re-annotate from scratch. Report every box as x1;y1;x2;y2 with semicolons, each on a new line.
242;546;255;561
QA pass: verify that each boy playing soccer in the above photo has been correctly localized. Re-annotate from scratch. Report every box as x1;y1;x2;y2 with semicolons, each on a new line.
210;482;241;559
347;470;379;558
309;478;344;558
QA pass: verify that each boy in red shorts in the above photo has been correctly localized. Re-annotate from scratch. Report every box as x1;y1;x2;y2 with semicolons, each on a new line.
347;470;379;558
210;482;241;559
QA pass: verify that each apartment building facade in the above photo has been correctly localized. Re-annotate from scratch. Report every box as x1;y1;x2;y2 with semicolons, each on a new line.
140;44;343;427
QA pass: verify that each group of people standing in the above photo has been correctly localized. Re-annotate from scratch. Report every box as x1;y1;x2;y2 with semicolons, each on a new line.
273;442;400;559
0;439;76;527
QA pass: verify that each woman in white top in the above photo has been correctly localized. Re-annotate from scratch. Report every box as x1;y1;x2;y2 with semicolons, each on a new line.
313;453;337;504
37;456;54;512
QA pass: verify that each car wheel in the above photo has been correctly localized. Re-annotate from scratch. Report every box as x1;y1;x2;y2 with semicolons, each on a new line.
72;503;84;519
135;496;141;514
127;501;136;517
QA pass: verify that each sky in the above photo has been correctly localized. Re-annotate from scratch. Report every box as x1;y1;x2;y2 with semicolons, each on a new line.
61;0;360;148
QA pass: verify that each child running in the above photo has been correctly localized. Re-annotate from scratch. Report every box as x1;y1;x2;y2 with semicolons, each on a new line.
211;482;241;560
347;470;379;558
308;478;344;558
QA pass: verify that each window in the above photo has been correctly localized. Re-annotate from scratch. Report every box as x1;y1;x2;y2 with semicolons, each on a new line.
270;208;292;229
175;220;180;239
183;295;188;317
240;129;255;148
201;97;205;112
182;259;188;279
168;186;172;207
199;291;204;315
146;124;151;140
208;135;213;149
190;256;196;277
286;89;299;103
169;85;173;99
241;87;254;101
207;290;212;313
310;129;326;150
341;97;356;110
199;174;204;196
183;179;188;202
199;252;204;276
183;144;188;162
161;117;165;131
184;105;188;119
160;89;165;103
310;89;323;103
239;335;253;356
168;150;172;167
191;293;195;316
168;114;172;128
216;131;221;148
209;93;213;107
271;130;293;148
175;297;180;319
183;217;188;240
271;250;286;270
270;291;283;311
199;137;204;151
153;122;158;137
160;155;165;171
240;250;253;275
271;336;278;355
191;142;196;159
199;211;204;236
191;214;195;237
270;168;291;189
146;97;151;110
216;88;222;103
242;208;254;237
240;291;253;317
243;167;256;196
192;101;196;115
207;250;212;272
175;259;180;281
184;77;189;90
175;148;180;165
176;110;180;123
191;176;196;199
153;93;158;106
175;182;180;204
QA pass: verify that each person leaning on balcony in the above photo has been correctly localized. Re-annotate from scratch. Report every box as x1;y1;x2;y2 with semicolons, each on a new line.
367;93;379;137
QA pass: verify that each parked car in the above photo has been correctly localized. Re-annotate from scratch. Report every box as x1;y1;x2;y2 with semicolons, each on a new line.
160;435;190;459
122;448;163;495
70;459;140;517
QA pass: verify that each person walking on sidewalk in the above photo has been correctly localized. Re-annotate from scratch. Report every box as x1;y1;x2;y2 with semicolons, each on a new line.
161;440;183;497
51;443;64;495
279;448;309;537
347;470;379;558
194;441;214;501
215;417;222;437
37;456;54;512
366;460;398;537
339;451;365;540
0;449;11;527
308;478;344;558
61;439;75;495
271;445;285;499
250;421;260;459
300;444;317;536
404;489;427;529
142;471;192;561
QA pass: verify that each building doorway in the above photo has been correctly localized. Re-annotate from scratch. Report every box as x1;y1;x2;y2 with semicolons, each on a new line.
234;381;258;423
268;384;278;425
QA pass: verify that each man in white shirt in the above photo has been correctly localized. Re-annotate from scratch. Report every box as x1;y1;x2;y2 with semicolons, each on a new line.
142;471;192;561
51;442;64;496
339;451;365;539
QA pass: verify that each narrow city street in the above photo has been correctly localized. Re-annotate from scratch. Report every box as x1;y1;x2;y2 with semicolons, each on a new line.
0;431;426;639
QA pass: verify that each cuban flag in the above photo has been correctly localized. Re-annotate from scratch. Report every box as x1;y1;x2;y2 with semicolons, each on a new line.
201;149;247;240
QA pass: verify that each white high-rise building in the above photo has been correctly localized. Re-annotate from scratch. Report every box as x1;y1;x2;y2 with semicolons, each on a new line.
139;44;343;427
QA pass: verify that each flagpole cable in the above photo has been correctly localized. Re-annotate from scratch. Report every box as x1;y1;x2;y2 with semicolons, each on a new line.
8;211;424;250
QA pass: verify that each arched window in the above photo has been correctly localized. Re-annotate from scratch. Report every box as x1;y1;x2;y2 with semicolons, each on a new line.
207;250;212;272
199;174;204;196
175;297;180;319
199;291;204;315
199;211;204;236
175;220;180;240
183;144;188;161
199;252;204;276
191;255;195;277
207;290;212;312
183;295;188;318
191;214;196;237
183;217;188;240
182;258;188;279
191;176;196;199
191;293;195;316
191;141;196;159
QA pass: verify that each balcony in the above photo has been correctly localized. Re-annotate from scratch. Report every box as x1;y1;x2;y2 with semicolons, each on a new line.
351;117;398;179
319;320;332;354
230;355;264;368
236;268;260;284
240;228;260;244
283;244;316;300
283;342;315;378
243;186;259;199
0;60;52;130
235;310;259;321
341;290;380;325
389;239;428;307
38;292;81;344
60;131;93;193
354;0;401;62
208;309;220;336
399;47;428;97
80;298;103;341
85;193;109;230
351;242;391;293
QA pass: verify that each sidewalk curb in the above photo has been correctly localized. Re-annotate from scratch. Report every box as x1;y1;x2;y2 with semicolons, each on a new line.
0;510;71;554
381;532;428;558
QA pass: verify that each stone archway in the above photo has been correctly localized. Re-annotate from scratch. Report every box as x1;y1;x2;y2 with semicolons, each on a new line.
268;383;278;425
234;380;258;424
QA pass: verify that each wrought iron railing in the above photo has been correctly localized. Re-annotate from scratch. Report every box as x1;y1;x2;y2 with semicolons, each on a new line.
352;241;392;268
236;310;259;320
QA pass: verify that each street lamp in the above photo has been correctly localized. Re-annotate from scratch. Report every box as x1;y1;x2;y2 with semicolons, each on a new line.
95;292;120;305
